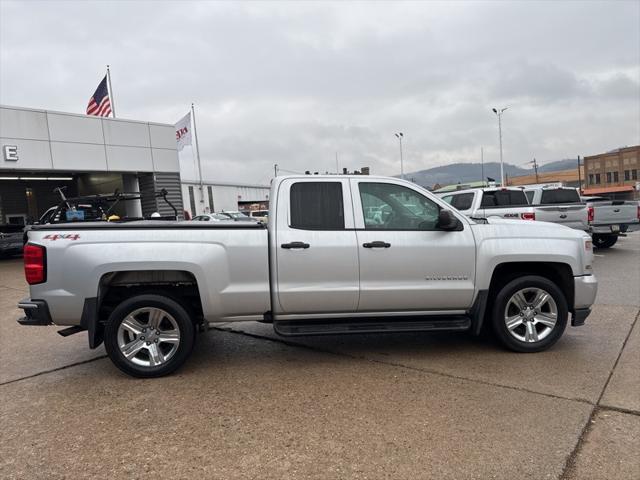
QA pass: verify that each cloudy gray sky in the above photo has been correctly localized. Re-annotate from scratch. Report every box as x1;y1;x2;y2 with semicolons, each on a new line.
1;0;639;185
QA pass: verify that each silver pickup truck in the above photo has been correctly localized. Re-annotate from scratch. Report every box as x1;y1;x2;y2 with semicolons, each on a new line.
582;196;640;249
523;186;590;232
18;175;597;377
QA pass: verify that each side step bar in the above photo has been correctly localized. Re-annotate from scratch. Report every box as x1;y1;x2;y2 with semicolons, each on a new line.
274;315;471;337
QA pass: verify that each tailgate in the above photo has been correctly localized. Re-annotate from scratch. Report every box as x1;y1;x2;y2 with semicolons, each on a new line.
593;204;638;225
479;206;535;220
535;205;588;230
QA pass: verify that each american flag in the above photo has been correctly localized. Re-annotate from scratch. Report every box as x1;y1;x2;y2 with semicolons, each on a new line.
86;76;112;117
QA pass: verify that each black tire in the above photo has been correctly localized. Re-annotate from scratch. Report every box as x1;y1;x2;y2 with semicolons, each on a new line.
491;275;568;353
592;234;618;249
104;294;195;378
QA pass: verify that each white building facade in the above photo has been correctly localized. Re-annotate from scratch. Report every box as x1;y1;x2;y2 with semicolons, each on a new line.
0;105;182;223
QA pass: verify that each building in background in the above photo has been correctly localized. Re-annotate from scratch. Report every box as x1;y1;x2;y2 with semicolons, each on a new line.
583;146;640;200
507;167;583;189
0;105;183;224
181;180;270;217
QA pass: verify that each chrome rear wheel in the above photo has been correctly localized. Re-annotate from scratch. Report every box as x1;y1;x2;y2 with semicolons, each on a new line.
116;307;181;367
105;294;195;378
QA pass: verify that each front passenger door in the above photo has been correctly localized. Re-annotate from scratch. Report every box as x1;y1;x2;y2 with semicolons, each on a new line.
352;180;476;313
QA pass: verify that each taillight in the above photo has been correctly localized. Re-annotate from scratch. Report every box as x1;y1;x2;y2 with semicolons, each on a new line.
588;206;594;223
24;244;46;285
521;212;536;221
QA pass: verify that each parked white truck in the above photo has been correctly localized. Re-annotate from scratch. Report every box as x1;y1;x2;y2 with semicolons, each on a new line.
438;187;536;221
523;186;590;232
18;176;597;377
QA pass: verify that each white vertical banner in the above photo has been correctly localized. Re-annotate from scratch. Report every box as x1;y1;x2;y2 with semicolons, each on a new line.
175;112;192;151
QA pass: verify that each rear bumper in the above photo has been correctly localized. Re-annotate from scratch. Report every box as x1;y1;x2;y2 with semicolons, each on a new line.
572;275;597;326
17;299;53;326
591;221;640;234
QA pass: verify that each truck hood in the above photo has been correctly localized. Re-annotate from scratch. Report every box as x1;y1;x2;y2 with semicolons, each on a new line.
472;217;589;240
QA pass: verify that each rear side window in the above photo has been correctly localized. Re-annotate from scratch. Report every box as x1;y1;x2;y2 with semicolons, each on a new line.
290;182;344;230
449;193;474;211
480;190;528;208
540;189;581;204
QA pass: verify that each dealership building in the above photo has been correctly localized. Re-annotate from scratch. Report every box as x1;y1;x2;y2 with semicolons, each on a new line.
0;105;183;224
181;179;270;217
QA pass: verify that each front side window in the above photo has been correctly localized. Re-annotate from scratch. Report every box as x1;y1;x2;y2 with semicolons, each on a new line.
449;193;474;211
290;182;344;230
359;182;441;230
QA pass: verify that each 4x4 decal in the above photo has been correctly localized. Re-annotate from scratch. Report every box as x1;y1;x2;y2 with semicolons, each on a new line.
42;234;81;241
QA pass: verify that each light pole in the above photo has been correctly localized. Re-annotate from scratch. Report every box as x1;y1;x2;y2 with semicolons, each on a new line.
395;132;404;179
492;107;508;186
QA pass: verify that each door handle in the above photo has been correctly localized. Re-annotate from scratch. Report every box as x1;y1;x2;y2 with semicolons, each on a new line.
281;241;310;249
363;241;391;248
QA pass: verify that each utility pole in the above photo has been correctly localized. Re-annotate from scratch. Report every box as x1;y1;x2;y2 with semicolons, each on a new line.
395;133;404;179
481;147;484;186
532;158;539;183
577;155;582;193
492;107;508;186
274;164;278;178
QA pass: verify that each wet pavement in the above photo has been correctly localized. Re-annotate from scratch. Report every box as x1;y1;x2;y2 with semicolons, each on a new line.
1;233;638;479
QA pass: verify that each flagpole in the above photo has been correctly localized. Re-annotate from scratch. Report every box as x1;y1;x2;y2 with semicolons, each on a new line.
106;65;116;118
191;103;204;193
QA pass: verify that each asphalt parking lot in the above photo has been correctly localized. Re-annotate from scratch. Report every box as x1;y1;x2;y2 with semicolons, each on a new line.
1;234;638;479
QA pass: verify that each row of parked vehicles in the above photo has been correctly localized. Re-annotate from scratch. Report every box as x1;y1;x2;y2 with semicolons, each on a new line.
437;184;640;249
192;209;268;223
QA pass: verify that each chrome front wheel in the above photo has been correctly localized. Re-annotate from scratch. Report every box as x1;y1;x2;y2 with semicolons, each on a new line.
491;275;568;353
504;287;558;343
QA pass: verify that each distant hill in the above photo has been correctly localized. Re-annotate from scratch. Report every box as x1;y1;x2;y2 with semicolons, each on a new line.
401;159;579;187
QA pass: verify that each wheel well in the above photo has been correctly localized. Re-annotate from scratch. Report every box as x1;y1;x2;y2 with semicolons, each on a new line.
488;262;574;311
98;270;204;325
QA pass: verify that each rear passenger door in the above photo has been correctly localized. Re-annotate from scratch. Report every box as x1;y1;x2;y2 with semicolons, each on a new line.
274;178;360;314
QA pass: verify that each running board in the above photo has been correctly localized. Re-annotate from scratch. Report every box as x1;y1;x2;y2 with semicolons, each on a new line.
273;315;471;337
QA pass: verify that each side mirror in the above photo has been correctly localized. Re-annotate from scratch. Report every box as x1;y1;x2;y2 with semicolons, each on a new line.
437;209;462;231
